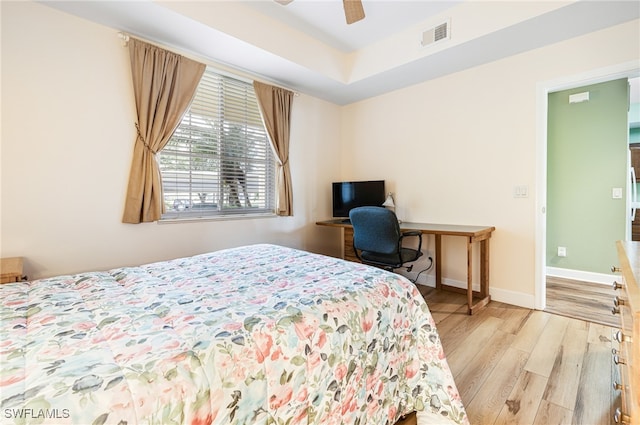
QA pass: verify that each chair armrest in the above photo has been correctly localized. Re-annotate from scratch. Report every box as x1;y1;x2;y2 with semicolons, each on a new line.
400;231;423;252
402;231;421;237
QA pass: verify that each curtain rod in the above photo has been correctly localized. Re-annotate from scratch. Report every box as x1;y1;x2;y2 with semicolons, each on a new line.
116;32;299;96
118;32;130;46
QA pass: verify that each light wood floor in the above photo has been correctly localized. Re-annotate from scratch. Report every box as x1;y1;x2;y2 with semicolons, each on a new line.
545;276;618;328
415;286;619;425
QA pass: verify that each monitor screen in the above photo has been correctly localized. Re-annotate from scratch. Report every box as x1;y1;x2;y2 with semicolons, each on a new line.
332;180;385;218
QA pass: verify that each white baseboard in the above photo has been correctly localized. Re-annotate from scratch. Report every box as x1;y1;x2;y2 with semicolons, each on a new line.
407;267;615;312
546;267;615;285
413;275;535;310
490;287;536;309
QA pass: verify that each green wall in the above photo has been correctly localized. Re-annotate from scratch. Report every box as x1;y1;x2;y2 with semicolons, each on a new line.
547;79;629;274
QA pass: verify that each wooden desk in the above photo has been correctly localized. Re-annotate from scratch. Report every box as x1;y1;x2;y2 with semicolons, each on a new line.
1;257;24;284
316;219;495;315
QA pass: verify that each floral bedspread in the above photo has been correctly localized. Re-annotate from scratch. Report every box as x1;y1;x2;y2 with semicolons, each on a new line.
1;244;467;425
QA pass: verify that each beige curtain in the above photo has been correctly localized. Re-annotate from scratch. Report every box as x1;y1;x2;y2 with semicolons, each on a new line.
253;81;294;216
122;38;205;223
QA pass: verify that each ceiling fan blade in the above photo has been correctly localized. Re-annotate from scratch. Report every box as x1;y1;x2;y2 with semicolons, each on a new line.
343;0;365;24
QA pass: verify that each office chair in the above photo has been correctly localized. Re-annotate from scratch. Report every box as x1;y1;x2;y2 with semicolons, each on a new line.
349;206;423;272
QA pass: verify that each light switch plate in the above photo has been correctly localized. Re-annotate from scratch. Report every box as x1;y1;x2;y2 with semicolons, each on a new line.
514;185;528;198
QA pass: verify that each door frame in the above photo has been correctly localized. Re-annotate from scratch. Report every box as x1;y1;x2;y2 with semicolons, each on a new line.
534;60;640;310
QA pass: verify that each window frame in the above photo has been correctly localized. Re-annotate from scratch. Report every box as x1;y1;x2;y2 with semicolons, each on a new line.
157;67;277;221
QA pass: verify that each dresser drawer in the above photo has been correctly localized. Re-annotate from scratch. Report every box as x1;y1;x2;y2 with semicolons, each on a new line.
614;328;634;424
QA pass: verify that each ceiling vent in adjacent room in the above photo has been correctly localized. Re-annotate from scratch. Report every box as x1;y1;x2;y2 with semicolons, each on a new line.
420;20;450;48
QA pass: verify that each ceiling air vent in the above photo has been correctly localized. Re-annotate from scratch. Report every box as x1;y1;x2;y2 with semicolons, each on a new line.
421;20;450;48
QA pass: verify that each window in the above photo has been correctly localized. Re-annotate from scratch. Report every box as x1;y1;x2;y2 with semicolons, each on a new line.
158;68;276;219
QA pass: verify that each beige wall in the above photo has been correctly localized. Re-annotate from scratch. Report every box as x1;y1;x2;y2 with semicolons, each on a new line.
0;2;342;279
2;2;639;308
341;19;640;306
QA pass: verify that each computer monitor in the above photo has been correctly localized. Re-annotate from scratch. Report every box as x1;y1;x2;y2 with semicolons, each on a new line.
332;180;385;218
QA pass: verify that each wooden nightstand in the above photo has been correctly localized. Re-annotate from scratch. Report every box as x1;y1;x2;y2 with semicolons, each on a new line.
1;257;24;284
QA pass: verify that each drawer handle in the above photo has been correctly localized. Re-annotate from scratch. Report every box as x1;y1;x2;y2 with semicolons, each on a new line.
612;306;620;315
612;281;624;291
614;407;631;424
611;266;621;273
613;354;626;365
614;331;632;344
614;296;626;307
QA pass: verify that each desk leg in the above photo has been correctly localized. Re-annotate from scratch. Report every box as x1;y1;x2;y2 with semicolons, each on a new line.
434;233;491;315
480;238;490;298
467;237;492;315
467;238;473;312
435;234;442;290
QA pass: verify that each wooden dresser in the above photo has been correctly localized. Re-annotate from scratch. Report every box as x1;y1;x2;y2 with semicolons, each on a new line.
0;257;24;284
612;241;640;424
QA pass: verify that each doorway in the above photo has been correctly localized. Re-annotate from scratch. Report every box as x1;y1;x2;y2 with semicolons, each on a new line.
534;62;640;311
547;79;628;276
544;79;628;323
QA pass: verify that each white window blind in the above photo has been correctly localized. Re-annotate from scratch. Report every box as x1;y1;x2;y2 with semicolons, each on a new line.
158;68;276;219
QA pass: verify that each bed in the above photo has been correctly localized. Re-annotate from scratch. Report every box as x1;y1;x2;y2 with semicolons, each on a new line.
1;244;468;425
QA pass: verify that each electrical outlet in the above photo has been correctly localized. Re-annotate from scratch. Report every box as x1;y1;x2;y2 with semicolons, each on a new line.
612;187;623;199
557;246;567;257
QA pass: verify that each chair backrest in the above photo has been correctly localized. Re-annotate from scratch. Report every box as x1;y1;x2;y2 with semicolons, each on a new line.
349;206;401;255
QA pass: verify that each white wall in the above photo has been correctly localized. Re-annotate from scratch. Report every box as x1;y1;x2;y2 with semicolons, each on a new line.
2;2;639;309
341;19;640;307
0;2;342;279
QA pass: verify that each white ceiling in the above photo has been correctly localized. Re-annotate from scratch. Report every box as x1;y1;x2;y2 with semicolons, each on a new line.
243;0;462;52
41;0;639;105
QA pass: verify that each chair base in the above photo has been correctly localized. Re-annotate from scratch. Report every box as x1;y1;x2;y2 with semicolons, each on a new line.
379;263;413;273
